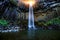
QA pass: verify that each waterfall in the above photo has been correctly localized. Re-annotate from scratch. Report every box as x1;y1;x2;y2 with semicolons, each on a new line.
28;5;35;29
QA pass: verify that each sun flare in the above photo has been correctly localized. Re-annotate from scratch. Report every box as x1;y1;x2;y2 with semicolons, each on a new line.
21;0;36;6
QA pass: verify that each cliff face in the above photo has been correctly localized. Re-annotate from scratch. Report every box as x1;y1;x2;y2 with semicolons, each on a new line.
0;0;60;22
24;7;60;22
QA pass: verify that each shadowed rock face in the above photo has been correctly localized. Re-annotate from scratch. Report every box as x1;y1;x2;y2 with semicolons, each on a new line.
0;0;60;12
0;0;60;21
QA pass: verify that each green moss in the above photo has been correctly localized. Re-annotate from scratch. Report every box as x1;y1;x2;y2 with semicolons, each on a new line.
0;19;9;26
45;17;60;26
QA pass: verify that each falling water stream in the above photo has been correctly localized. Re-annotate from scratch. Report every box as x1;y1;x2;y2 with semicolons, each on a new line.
28;4;35;29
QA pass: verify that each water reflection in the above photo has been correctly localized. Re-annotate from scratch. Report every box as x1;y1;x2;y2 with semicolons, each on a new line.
28;28;36;39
